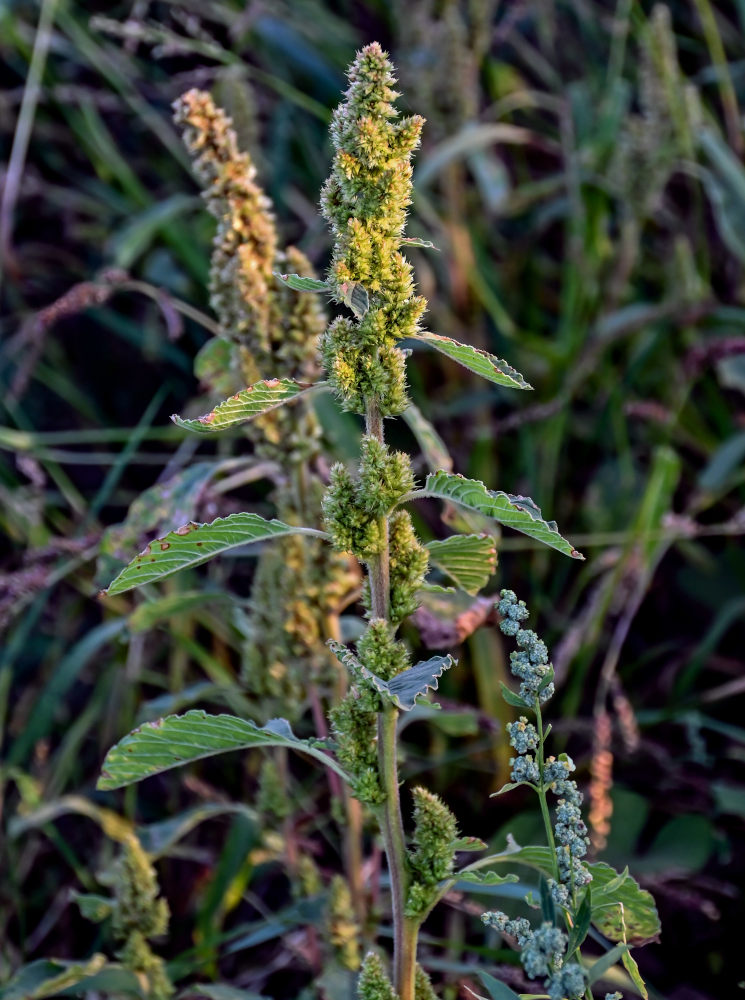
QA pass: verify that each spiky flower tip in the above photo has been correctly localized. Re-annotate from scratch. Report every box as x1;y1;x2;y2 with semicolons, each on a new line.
406;786;458;917
112;836;173;999
321;43;426;416
358;952;398;1000
174;89;277;355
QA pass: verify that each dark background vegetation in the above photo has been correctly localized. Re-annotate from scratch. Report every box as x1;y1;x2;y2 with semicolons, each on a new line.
1;2;744;999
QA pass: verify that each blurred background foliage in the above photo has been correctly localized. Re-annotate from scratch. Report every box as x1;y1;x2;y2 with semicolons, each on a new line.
0;1;743;998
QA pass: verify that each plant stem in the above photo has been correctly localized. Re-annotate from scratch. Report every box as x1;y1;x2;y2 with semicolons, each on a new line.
366;398;417;1000
535;702;559;882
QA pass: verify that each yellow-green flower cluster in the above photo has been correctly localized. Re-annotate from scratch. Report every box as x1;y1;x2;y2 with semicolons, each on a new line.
405;786;458;918
112;836;173;1000
320;43;426;415
174;89;326;464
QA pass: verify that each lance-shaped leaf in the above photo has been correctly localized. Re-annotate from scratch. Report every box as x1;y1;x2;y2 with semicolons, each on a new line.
102;513;326;596
426;534;497;595
273;272;329;292
172;378;321;434
330;643;457;711
97;711;349;790
410;472;584;560
413;333;532;390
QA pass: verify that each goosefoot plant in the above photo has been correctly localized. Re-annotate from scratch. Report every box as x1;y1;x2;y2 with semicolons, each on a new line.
98;45;659;1000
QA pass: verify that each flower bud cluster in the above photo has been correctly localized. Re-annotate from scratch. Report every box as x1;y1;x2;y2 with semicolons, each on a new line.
322;437;416;561
358;952;398;1000
405;787;458;917
496;590;591;910
546;756;592;908
320;43;426;416
112;836;172;1000
174;90;325;464
497;590;554;704
481;912;585;1000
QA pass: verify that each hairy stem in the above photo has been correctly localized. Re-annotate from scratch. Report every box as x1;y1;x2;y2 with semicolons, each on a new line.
366;398;417;1000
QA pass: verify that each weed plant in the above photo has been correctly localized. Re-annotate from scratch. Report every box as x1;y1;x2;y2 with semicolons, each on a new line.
2;4;744;1000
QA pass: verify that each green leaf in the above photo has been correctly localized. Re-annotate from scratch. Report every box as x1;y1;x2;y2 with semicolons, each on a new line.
273;272;329;292
0;956;108;1000
102;513;326;596
490;781;522;797
452;836;488;852
137;802;259;857
402;403;453;473
71;892;114;923
478;971;523;1000
426;533;497;595
566;886;592;954
588;862;660;946
413;333;532;390
330;643;457;711
97;712;349;790
171;379;320;434
413;472;584;560
455;871;520;886
499;681;532;709
621;948;647;999
586;943;628;986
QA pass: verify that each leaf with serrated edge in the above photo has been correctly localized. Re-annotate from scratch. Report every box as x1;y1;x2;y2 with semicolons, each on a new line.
427;534;497;595
172;379;320;434
412;472;584;560
102;513;326;596
329;643;457;712
97;712;349;790
414;333;532;390
273;272;328;292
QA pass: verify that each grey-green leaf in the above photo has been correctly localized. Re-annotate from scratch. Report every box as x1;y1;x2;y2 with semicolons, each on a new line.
330;643;457;711
413;333;532;390
368;654;457;711
102;513;326;596
273;272;329;292
172;379;320;434
97;711;349;790
414;472;584;560
426;534;497;595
